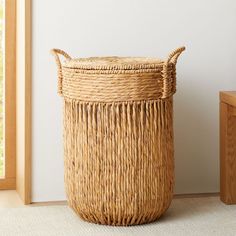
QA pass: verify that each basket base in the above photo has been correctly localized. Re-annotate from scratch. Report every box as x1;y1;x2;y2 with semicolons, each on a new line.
69;204;170;226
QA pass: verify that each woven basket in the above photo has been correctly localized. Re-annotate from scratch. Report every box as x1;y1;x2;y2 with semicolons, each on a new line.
51;47;185;226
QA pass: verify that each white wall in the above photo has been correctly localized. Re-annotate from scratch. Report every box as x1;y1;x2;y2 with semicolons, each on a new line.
32;0;236;201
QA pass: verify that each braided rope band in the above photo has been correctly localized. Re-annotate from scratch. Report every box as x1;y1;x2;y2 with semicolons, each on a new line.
51;47;185;101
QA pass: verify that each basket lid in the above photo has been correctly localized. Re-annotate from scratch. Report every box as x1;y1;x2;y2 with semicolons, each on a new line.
51;47;185;98
62;56;164;70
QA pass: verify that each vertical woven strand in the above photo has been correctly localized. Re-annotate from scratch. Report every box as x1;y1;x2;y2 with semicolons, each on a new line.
130;102;138;225
63;98;174;226
139;101;145;224
121;102;127;225
126;102;132;225
116;104;122;225
76;103;82;215
111;103;116;224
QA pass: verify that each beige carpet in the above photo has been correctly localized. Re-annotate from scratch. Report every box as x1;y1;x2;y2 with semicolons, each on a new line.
0;197;235;236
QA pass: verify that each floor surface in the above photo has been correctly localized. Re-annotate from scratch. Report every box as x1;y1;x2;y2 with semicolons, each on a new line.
0;190;24;207
0;196;235;236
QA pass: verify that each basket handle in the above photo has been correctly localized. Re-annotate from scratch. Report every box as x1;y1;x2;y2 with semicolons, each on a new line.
165;46;185;66
161;46;185;98
51;49;72;95
162;46;185;78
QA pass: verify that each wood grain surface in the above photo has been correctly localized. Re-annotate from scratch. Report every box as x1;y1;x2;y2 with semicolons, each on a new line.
220;91;236;204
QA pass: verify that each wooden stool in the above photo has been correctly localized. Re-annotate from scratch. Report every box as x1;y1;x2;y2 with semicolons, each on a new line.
220;91;236;204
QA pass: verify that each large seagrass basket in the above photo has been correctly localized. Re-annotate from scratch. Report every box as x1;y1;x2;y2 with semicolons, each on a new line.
51;47;185;226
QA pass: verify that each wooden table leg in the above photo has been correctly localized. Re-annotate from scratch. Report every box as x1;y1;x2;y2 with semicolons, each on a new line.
220;102;236;204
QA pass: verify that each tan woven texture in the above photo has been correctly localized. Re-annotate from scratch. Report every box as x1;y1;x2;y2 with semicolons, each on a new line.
51;47;185;226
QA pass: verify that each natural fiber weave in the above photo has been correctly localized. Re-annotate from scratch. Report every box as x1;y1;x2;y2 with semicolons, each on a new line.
51;47;185;226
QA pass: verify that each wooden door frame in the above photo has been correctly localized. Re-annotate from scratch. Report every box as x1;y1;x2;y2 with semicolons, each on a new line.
24;0;31;204
15;0;31;204
0;0;31;204
0;0;16;190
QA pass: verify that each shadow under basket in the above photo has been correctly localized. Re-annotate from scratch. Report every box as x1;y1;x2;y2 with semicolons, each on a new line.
51;47;185;226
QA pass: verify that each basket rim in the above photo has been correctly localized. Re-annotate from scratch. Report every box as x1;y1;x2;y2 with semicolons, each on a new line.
62;56;166;70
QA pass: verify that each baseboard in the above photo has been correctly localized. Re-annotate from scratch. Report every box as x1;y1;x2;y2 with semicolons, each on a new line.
30;192;220;206
30;201;67;207
0;178;16;190
174;192;219;199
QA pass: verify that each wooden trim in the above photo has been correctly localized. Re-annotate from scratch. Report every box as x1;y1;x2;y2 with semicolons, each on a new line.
220;93;236;204
0;0;17;190
220;91;236;107
31;201;68;207
174;192;219;199
30;193;220;206
220;102;228;203
0;178;15;190
24;0;31;204
231;107;236;117
15;0;31;204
